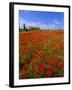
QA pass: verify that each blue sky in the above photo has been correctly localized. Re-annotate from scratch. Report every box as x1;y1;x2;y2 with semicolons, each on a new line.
19;10;64;30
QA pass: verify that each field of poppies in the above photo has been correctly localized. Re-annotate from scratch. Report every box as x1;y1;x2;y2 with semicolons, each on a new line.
19;30;64;79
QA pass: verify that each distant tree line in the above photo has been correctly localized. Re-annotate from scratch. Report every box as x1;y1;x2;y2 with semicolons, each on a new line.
19;24;63;32
19;24;50;32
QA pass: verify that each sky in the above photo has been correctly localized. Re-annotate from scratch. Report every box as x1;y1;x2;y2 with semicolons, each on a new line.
19;10;64;30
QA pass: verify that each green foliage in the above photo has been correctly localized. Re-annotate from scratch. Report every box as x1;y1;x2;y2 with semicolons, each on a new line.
26;72;37;78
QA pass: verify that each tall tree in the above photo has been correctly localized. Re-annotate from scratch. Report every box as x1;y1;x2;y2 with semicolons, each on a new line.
23;24;26;30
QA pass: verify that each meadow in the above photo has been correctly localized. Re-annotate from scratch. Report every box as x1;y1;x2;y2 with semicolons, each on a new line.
19;30;64;79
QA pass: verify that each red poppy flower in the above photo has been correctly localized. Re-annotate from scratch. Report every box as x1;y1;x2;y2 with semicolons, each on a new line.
30;67;36;72
40;64;44;72
50;57;52;61
60;67;64;71
54;57;56;61
37;71;42;75
21;72;28;79
58;58;61;61
61;58;64;62
50;67;55;71
49;62;56;66
47;71;52;77
20;65;27;72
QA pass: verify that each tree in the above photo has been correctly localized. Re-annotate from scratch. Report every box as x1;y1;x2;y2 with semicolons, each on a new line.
23;24;26;30
23;24;28;31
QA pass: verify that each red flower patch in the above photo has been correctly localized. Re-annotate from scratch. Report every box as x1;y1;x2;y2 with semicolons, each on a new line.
21;72;28;79
47;71;52;77
19;31;64;79
39;64;44;72
30;67;36;72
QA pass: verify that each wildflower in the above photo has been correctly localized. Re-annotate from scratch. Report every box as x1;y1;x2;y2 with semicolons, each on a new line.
47;71;52;77
40;64;44;72
30;67;36;72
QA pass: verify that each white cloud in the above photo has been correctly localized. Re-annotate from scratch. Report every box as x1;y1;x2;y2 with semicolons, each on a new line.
47;24;56;30
54;19;60;25
39;24;48;29
47;19;64;30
